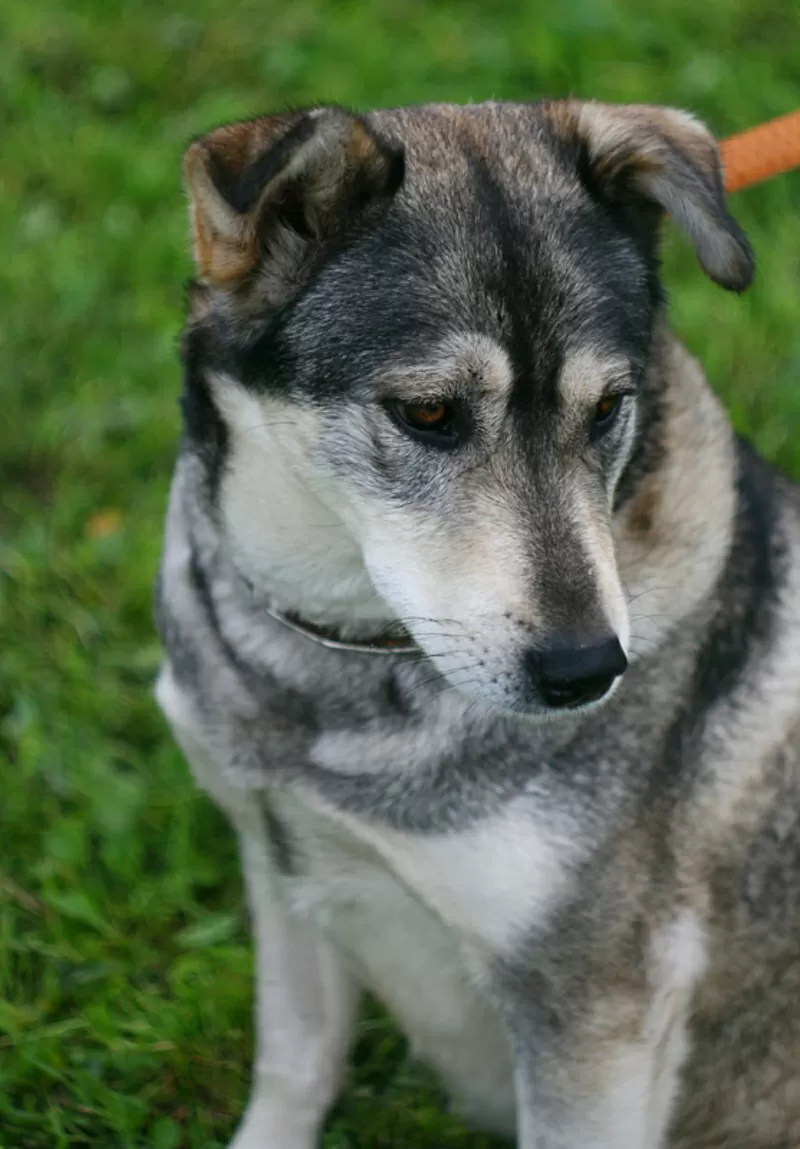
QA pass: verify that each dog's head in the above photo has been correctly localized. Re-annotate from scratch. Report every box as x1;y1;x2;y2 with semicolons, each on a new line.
180;101;753;716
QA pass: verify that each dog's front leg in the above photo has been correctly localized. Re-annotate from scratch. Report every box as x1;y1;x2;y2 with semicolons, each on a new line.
494;910;705;1149
157;668;358;1149
228;815;358;1149
509;1030;673;1149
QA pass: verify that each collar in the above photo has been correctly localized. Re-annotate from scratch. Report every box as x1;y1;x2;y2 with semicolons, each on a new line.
262;601;419;655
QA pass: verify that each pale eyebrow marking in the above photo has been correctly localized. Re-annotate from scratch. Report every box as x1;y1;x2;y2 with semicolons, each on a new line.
381;332;513;399
559;350;632;405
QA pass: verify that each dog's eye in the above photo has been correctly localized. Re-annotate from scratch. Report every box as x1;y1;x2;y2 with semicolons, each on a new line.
592;393;624;437
388;399;460;446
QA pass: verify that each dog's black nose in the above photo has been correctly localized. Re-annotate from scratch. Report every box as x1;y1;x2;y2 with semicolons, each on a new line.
529;637;628;710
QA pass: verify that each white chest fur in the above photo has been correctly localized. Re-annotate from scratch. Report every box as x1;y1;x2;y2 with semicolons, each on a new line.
278;788;580;957
273;789;544;1135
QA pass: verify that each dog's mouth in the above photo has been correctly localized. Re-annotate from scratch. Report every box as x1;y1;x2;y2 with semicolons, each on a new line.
261;596;627;715
537;672;620;710
262;602;419;655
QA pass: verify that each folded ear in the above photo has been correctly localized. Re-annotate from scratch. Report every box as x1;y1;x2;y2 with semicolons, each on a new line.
553;101;755;292
184;107;405;294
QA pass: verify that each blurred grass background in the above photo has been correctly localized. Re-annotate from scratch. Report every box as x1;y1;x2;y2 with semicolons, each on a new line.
1;0;799;1145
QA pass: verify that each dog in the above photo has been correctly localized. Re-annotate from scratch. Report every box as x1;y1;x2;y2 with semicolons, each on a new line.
154;99;800;1149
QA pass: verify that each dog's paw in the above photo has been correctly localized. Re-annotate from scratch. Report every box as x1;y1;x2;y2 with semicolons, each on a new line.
226;1096;318;1149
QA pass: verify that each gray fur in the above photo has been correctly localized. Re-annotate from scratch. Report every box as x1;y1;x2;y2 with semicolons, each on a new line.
157;100;799;1148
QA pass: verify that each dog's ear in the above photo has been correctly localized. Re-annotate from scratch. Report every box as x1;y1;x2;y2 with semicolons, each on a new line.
551;101;755;292
183;108;405;293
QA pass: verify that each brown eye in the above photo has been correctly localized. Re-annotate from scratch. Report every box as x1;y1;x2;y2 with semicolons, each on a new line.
592;392;624;435
389;399;461;446
399;400;449;427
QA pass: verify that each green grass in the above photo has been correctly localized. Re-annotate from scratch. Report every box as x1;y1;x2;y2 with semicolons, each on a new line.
1;0;799;1144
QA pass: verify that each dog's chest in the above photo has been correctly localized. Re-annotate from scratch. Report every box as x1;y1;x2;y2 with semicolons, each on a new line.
273;788;524;1129
274;786;579;959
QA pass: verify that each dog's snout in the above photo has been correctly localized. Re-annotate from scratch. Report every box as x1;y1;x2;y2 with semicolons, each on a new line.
527;637;628;710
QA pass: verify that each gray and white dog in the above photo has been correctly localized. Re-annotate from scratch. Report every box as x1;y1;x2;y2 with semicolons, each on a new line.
155;100;800;1149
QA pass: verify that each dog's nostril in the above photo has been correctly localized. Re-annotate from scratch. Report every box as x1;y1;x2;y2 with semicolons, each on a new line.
528;637;628;710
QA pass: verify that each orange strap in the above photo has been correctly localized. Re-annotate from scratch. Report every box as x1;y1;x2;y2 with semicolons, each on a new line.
721;109;800;193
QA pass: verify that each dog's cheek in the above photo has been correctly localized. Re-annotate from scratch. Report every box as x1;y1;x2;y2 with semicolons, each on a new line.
359;527;444;622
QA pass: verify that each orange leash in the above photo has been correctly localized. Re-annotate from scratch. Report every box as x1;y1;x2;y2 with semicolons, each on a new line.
721;109;800;193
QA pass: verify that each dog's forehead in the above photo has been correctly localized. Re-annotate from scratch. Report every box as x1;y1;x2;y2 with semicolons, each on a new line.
366;101;570;185
364;102;586;265
356;102;647;316
226;102;654;406
282;104;651;400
